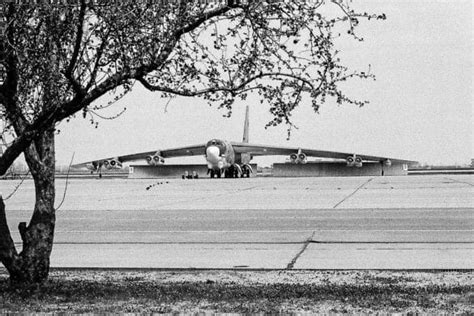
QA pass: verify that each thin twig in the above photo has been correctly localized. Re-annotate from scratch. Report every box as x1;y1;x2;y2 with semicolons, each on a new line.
4;170;30;200
55;152;74;211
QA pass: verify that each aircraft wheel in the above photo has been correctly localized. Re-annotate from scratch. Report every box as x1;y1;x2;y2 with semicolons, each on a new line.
241;166;248;178
210;170;215;178
226;166;235;178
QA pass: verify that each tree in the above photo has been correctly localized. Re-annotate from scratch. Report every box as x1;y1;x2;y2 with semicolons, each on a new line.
0;0;384;286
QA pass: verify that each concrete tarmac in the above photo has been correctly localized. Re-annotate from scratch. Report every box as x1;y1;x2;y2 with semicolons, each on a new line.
1;175;473;269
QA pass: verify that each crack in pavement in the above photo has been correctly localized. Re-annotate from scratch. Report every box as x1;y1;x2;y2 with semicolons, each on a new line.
286;231;315;270
333;178;374;209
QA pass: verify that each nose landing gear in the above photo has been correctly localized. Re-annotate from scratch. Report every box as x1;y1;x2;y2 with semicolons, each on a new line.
208;169;223;178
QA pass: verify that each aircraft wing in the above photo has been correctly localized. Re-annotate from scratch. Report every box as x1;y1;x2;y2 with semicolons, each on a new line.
230;142;416;164
73;143;206;168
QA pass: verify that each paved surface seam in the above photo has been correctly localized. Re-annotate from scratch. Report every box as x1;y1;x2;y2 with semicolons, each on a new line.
332;178;374;209
286;231;315;269
147;185;261;209
41;241;474;245
444;177;474;187
309;241;473;244
45;242;307;245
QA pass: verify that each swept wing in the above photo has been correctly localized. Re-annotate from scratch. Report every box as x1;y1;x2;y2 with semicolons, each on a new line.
73;143;206;168
230;142;416;164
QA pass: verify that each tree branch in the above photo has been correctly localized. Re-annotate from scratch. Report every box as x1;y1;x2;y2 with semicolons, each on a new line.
174;3;239;38
85;30;110;91
62;0;87;96
65;0;86;80
137;72;315;96
0;130;36;176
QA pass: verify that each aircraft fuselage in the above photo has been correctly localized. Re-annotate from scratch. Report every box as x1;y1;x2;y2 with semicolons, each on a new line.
205;139;235;171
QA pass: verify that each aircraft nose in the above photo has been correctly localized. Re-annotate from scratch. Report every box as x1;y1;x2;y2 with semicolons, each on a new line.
206;146;220;163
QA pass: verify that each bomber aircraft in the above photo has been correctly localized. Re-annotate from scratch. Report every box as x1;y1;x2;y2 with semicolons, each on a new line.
73;105;415;178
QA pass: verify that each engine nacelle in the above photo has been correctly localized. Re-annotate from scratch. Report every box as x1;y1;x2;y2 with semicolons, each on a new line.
86;161;100;172
289;153;298;164
103;158;122;170
346;155;362;167
290;150;307;164
298;153;307;164
383;159;392;167
346;156;355;166
146;154;165;166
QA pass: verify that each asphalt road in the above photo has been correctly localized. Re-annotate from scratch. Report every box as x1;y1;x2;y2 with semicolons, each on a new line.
1;174;473;269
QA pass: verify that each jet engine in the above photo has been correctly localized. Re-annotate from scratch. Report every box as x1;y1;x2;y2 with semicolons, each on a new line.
290;153;298;164
86;161;100;172
354;156;363;168
146;153;165;166
103;158;122;170
383;159;392;167
298;153;307;164
289;150;308;164
346;156;355;167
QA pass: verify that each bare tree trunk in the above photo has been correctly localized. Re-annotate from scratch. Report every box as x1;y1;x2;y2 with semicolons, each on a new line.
0;197;19;277
0;127;56;287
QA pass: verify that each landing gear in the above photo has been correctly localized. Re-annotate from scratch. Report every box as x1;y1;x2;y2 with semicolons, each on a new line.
209;169;223;178
209;166;249;179
225;165;238;178
241;166;251;178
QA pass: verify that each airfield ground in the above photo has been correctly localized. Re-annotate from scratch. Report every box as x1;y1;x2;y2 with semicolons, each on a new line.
0;175;472;312
1;174;472;269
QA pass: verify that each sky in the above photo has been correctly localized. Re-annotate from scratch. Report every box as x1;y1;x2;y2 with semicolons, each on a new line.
55;0;473;167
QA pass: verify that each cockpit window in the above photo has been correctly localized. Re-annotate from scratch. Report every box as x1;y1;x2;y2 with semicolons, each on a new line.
206;139;222;147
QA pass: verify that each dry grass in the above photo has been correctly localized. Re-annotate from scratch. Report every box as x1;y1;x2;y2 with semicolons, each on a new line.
0;269;472;313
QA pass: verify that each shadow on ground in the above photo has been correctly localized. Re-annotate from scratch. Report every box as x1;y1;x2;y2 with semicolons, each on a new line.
0;270;472;313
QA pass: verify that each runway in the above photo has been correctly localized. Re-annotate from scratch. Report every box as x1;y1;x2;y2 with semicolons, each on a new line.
1;174;473;269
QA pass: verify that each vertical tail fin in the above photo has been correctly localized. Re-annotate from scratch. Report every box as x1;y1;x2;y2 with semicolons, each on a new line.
242;105;249;143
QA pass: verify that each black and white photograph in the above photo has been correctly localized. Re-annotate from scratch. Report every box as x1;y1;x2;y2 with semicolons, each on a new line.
0;0;472;313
